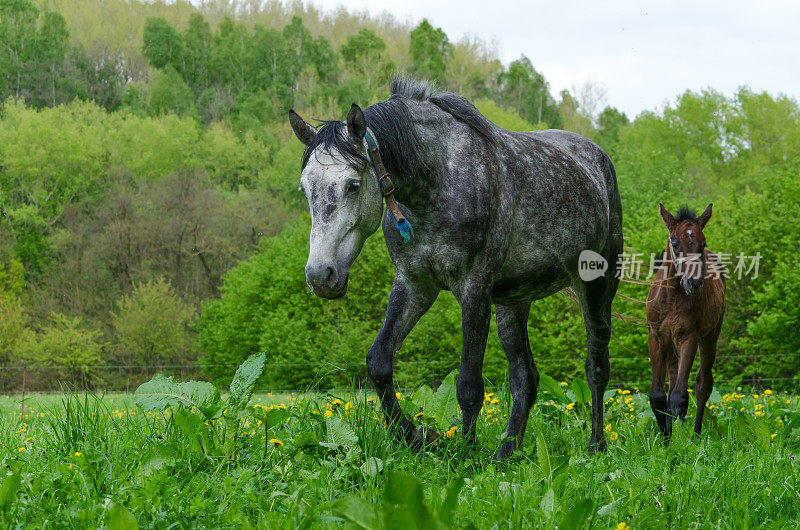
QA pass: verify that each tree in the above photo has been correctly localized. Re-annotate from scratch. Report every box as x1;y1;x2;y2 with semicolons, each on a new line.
142;17;183;71
595;106;629;158
498;56;559;127
182;13;212;95
0;0;38;98
19;312;104;387
111;278;195;367
148;66;195;116
340;28;393;92
410;19;450;83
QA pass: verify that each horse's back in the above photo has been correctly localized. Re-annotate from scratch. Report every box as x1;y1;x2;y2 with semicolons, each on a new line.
490;129;621;303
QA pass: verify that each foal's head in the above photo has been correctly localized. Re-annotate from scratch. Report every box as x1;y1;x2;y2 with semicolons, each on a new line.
659;203;713;296
289;105;383;299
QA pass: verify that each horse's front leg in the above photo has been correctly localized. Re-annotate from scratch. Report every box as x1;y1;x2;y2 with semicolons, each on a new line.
454;278;492;443
669;335;698;427
367;275;438;446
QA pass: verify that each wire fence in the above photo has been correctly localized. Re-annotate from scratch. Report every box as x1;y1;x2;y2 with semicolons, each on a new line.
2;352;798;395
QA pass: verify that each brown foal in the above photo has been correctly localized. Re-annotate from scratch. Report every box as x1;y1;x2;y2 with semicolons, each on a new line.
646;203;726;438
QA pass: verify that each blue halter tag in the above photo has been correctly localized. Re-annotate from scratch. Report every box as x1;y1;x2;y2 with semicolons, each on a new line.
364;130;414;243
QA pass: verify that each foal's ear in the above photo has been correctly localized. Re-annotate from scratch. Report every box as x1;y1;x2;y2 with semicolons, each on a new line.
697;203;713;228
346;103;366;144
659;203;676;231
289;109;316;146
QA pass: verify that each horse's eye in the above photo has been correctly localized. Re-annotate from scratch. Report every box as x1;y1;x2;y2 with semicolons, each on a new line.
346;180;361;194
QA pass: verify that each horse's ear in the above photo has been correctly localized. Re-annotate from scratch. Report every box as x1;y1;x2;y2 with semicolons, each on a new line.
289;109;316;146
346;103;366;143
659;203;676;231
697;203;713;228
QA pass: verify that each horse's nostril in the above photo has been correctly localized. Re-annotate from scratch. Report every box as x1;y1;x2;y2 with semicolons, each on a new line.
325;267;337;288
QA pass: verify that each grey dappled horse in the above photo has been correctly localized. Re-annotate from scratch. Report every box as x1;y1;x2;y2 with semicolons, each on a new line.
289;77;622;459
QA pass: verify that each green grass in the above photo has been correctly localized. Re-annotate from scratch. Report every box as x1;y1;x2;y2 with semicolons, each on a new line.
1;383;799;528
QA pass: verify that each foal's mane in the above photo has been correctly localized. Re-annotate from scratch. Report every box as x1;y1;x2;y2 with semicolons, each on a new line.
300;76;496;182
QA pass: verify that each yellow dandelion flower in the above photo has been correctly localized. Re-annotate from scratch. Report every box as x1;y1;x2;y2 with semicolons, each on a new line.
443;426;458;439
566;403;575;411
18;447;26;452
396;392;404;401
763;389;773;395
490;398;499;405
331;399;343;407
324;409;334;418
605;424;612;433
560;382;568;387
616;523;630;530
771;433;777;440
269;439;283;447
609;431;619;441
344;402;352;411
74;451;82;457
414;412;425;420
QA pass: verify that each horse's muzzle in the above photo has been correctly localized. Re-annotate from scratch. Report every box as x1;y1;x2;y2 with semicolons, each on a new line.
306;264;349;299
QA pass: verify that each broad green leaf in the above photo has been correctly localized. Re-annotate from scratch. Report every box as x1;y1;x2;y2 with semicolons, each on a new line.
751;416;771;450
438;477;464;526
326;417;358;449
134;374;222;419
603;389;617;401
430;371;460;431
572;379;591;404
228;352;267;413
559;498;594;529
106;503;139;530
540;488;555;520
538;373;570;404
383;471;437;529
333;496;382;530
412;384;434;411
709;388;723;404
141;451;177;477
536;431;551;481
360;457;385;478
172;407;213;455
0;471;21;513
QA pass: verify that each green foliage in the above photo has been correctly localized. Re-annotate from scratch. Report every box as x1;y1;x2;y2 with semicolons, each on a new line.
1;384;799;527
410;19;450;83
148;66;195;117
142;17;183;70
134;373;222;419
336;471;465;530
227;351;267;414
111;278;195;367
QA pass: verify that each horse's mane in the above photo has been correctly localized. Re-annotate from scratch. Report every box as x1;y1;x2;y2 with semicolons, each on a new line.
675;206;697;222
301;76;496;182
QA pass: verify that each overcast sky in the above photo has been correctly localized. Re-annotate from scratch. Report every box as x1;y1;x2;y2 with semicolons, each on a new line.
312;0;800;118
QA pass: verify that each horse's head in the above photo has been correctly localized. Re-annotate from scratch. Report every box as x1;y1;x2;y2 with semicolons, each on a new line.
289;105;383;299
659;203;713;296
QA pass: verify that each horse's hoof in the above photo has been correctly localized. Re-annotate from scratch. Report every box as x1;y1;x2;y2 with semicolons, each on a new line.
496;439;517;461
409;425;438;449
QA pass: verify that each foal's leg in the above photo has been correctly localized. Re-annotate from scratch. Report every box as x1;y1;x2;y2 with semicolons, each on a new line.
573;273;618;453
648;328;670;437
694;325;720;436
454;278;492;443
367;276;438;446
668;336;698;429
496;303;538;460
664;346;679;438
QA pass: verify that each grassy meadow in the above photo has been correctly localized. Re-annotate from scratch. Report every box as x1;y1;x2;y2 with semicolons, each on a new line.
1;379;799;528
